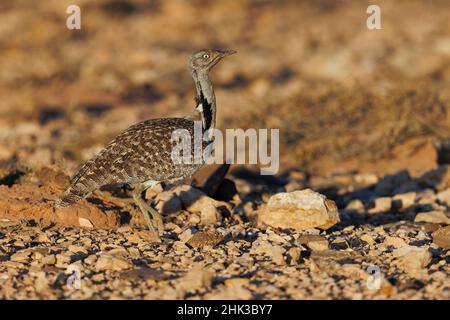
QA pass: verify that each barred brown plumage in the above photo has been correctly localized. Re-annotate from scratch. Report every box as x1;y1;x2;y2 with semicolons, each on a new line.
55;49;236;241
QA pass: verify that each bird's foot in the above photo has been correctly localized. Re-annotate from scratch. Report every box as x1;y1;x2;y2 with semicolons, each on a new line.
144;220;162;243
141;202;164;236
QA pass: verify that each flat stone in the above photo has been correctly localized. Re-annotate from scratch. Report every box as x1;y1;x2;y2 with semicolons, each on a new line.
414;211;450;224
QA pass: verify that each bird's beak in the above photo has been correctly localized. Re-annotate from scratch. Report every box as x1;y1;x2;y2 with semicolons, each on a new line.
208;50;236;70
220;50;237;57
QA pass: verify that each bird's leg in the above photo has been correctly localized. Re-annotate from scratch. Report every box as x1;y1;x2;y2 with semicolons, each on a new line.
138;199;164;236
133;181;165;236
131;185;161;241
141;180;165;235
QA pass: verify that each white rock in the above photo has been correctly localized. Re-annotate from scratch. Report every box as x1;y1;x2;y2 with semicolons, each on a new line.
258;189;340;231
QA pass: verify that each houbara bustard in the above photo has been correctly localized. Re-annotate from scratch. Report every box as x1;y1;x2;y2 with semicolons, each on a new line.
55;49;236;241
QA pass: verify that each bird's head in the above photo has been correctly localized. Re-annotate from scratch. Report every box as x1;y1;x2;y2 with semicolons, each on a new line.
188;49;236;74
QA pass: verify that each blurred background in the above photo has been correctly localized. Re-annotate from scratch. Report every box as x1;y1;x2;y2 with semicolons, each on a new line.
1;0;450;179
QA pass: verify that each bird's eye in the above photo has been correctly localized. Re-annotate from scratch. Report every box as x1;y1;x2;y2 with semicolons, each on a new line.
203;54;209;59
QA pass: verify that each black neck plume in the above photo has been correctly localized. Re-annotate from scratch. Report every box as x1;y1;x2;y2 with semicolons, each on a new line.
192;70;216;132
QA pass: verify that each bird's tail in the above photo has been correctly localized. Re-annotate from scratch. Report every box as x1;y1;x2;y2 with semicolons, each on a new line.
54;161;102;209
54;186;86;208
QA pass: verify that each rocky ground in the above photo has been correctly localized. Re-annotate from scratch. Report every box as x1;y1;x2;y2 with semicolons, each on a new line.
0;164;449;299
1;0;450;300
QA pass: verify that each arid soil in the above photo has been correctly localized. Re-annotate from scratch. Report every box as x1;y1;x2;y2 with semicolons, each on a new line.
0;0;449;299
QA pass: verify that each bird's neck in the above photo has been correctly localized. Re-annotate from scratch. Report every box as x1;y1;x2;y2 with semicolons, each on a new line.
192;70;216;132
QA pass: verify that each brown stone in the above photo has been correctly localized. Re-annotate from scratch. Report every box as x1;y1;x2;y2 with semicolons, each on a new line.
432;226;450;249
186;230;224;248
